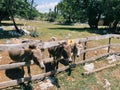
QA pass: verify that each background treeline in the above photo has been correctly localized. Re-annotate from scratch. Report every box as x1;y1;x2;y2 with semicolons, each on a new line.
51;0;120;31
0;0;120;32
0;0;41;32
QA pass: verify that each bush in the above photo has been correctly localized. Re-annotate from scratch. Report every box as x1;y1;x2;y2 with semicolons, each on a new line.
55;16;65;23
30;30;39;37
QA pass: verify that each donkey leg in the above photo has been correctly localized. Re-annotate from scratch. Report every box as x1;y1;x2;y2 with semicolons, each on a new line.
40;61;45;69
73;55;76;63
53;60;57;70
21;66;25;76
27;65;31;77
56;61;59;70
66;60;72;76
41;66;45;73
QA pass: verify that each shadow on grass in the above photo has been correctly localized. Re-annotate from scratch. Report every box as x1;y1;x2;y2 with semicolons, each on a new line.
0;30;24;39
45;59;72;75
44;59;73;88
1;22;23;26
55;22;74;26
0;22;24;39
48;27;117;35
5;63;33;90
5;67;25;80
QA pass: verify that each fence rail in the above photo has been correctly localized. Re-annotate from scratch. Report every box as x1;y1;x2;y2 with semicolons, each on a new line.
0;44;120;71
0;34;120;51
0;34;120;89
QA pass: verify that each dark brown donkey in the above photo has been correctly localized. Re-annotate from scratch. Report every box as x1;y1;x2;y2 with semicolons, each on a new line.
48;37;72;70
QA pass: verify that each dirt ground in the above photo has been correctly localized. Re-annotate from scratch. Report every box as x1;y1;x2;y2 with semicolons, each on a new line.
0;40;120;89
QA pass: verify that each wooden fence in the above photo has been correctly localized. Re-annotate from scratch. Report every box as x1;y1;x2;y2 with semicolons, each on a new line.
0;34;120;89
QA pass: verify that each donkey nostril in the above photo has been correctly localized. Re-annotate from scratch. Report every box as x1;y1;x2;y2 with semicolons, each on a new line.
68;58;73;62
77;55;79;57
40;62;45;69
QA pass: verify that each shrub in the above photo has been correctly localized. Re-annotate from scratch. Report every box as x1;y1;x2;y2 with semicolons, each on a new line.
30;30;39;37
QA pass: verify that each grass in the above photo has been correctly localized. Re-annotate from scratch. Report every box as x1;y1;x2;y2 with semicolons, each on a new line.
55;59;120;90
0;20;120;90
56;65;101;90
0;20;110;41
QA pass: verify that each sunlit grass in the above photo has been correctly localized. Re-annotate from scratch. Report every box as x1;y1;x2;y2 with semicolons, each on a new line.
1;20;120;90
1;20;100;41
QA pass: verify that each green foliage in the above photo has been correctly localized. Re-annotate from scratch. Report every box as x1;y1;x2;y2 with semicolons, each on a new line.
55;15;65;23
57;0;80;23
0;0;40;21
56;0;102;26
48;10;57;22
30;30;39;38
103;0;120;23
56;0;120;31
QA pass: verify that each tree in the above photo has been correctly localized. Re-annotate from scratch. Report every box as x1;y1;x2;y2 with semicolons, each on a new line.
103;0;120;31
0;0;40;32
47;9;58;22
57;0;78;24
4;0;20;32
56;0;102;27
86;0;102;29
56;0;120;31
0;0;9;25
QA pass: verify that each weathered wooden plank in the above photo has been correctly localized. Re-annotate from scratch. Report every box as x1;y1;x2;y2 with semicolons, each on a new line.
0;61;33;70
0;41;44;51
75;52;120;65
108;37;111;53
80;43;120;54
42;34;119;48
0;43;28;51
0;34;118;51
0;34;120;89
83;41;87;60
82;62;120;75
0;43;120;71
0;58;53;70
111;34;120;39
0;52;120;89
0;65;69;89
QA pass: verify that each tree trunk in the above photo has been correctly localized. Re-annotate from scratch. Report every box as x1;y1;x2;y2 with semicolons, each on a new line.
0;15;3;26
0;20;1;26
109;20;119;30
67;15;71;24
88;13;101;29
88;18;97;29
29;0;34;20
8;10;20;33
96;13;101;28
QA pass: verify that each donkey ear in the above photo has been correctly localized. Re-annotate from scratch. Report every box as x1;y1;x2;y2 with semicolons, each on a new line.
51;37;57;41
29;44;37;49
63;42;68;48
58;41;64;45
78;41;82;44
58;41;62;45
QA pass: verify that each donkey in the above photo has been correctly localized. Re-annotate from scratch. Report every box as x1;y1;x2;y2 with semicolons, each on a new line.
71;41;83;62
48;37;72;70
8;38;45;76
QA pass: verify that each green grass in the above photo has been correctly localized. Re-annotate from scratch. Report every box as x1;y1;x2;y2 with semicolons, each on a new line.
1;20;120;90
56;65;101;90
55;61;120;90
1;20;105;41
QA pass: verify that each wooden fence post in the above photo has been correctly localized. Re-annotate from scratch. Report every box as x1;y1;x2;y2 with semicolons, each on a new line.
41;48;45;59
108;37;111;53
83;41;87;61
41;48;46;73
